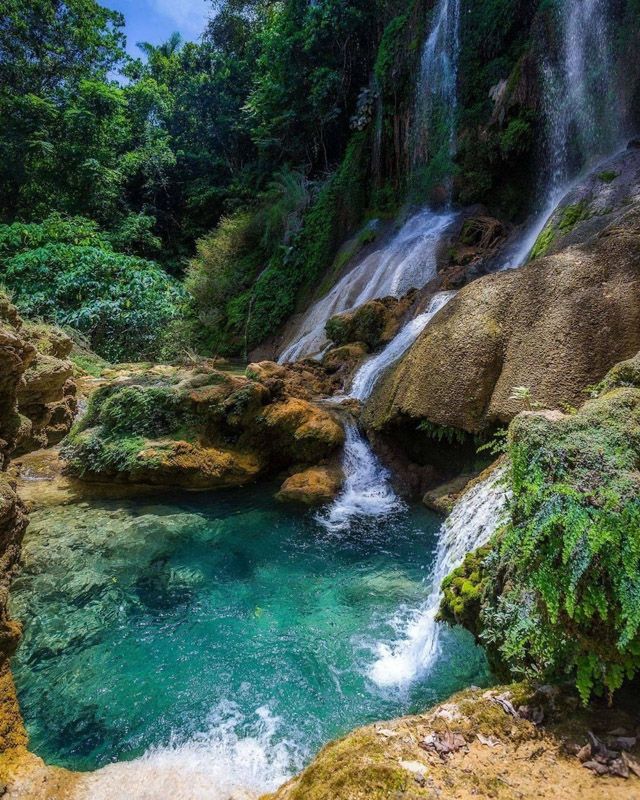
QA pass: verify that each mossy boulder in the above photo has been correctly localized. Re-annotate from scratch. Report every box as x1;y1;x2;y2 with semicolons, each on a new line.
438;545;492;638
325;295;413;351
63;364;344;489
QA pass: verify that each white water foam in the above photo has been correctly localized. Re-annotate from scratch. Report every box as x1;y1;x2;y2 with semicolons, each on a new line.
348;291;457;402
316;423;403;534
278;210;456;363
369;465;509;689
72;702;304;800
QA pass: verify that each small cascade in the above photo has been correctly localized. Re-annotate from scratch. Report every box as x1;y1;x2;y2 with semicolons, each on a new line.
348;291;456;402
316;422;403;533
369;465;509;689
411;0;461;199
494;0;623;271
278;210;456;363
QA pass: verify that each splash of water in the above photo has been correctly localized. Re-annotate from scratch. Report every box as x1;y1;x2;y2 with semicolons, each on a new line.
316;422;403;533
72;702;304;800
278;210;456;363
348;291;457;402
369;465;509;689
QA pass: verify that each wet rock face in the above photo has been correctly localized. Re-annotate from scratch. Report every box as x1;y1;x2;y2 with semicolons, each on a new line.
0;297;36;469
365;205;640;436
0;298;31;760
531;146;640;259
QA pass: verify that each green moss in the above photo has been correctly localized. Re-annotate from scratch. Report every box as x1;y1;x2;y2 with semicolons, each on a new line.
70;351;109;377
597;170;619;183
595;352;640;394
62;429;150;477
558;200;592;233
439;546;492;636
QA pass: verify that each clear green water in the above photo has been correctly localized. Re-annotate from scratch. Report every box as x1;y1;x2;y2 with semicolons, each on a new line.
10;485;489;790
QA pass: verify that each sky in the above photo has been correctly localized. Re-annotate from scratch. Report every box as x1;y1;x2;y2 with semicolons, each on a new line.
103;0;213;57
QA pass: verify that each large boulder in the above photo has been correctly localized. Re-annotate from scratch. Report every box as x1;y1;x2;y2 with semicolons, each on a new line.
276;466;343;506
325;295;414;351
365;206;640;436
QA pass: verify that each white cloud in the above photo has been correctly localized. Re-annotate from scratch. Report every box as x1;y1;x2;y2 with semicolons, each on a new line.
148;0;211;38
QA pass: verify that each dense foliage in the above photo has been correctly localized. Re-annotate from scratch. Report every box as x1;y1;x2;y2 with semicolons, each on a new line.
0;216;184;360
440;368;640;703
2;0;638;359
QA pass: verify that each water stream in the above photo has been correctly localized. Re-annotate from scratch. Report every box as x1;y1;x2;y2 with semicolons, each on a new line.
278;210;456;363
369;465;509;688
411;0;461;198
348;290;457;402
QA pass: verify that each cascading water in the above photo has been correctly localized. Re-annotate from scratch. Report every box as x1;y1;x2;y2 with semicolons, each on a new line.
348;290;457;402
316;422;403;533
278;210;456;363
545;0;619;198
369;465;510;688
411;0;461;199
498;0;622;270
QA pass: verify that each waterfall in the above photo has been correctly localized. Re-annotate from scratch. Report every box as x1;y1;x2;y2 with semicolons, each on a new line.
369;465;509;688
316;422;403;533
348;291;456;402
411;0;461;200
542;0;620;206
497;0;621;270
278;210;456;363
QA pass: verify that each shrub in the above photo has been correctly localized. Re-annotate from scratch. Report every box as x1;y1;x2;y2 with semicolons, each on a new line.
0;213;111;263
2;243;184;361
452;386;640;703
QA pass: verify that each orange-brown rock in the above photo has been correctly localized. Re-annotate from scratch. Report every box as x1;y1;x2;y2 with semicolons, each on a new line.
129;441;263;489
258;398;344;465
276;466;343;506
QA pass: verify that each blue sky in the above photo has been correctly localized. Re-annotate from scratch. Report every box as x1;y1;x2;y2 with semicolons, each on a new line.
103;0;213;57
